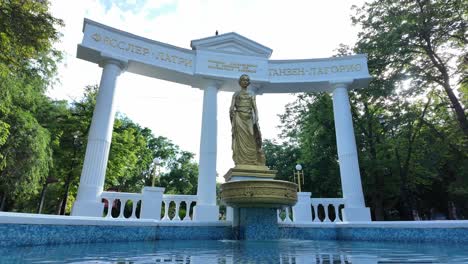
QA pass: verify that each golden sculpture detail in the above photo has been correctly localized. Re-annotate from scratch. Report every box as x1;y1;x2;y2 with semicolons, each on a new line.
220;74;298;209
220;180;298;208
230;74;266;166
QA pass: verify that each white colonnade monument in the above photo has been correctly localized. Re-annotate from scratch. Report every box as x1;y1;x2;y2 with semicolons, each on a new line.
72;19;372;222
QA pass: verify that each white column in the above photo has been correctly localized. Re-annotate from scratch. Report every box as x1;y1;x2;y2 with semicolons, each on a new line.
194;81;220;221
72;57;126;217
332;83;371;221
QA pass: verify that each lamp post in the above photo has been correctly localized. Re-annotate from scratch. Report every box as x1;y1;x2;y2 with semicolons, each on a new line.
293;164;305;192
59;132;81;215
151;157;161;187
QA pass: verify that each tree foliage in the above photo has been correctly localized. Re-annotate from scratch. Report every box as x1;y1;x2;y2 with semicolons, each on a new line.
0;0;62;210
352;0;467;136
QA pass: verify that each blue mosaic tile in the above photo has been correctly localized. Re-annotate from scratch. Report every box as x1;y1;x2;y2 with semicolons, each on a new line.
337;227;468;243
0;224;157;247
279;226;337;240
1;222;468;247
155;226;233;240
0;224;233;247
237;208;279;240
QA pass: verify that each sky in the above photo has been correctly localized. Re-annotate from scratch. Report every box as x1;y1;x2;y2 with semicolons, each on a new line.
48;0;365;182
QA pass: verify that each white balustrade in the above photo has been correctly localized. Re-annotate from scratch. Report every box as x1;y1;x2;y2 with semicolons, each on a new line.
278;197;345;224
311;198;344;223
100;191;142;219
161;195;197;222
98;190;347;223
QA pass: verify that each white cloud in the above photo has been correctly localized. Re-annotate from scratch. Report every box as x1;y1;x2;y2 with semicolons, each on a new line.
49;0;365;182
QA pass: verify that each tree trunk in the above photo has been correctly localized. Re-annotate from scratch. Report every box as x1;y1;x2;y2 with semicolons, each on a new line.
0;193;6;211
373;195;385;221
441;82;468;137
56;199;63;215
422;31;468;137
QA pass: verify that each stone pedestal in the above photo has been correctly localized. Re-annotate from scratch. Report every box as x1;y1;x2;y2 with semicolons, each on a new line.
292;192;312;223
140;187;165;220
223;165;276;182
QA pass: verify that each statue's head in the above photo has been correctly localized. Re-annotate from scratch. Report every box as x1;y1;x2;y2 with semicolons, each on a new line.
238;74;250;88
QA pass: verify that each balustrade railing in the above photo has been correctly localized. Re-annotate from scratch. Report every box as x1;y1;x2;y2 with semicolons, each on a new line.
311;198;344;223
100;190;343;224
99;191;198;221
161;195;197;221
278;197;345;223
101;191;142;219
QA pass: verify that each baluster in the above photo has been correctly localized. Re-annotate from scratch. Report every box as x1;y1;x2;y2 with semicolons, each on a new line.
130;199;137;219
323;203;330;222
277;209;281;222
119;199;126;218
333;203;341;222
312;204;320;222
106;198;114;218
174;200;181;221
284;207;292;223
183;201;191;221
162;200;170;221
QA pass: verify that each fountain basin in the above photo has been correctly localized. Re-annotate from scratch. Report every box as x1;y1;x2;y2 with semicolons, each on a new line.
220;180;297;208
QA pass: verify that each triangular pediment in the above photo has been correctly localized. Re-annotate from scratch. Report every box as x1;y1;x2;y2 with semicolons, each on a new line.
190;32;272;58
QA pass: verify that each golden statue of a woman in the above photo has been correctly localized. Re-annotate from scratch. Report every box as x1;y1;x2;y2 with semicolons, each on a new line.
230;74;266;166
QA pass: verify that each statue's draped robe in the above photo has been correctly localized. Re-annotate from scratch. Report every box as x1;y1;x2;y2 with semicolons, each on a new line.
231;91;263;165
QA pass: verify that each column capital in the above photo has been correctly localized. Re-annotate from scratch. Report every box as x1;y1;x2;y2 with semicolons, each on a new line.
198;78;223;91
329;80;353;91
206;78;223;89
99;52;128;71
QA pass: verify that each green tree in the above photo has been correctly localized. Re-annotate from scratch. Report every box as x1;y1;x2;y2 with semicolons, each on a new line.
161;150;198;195
352;0;468;136
0;0;63;211
271;93;342;198
263;139;299;182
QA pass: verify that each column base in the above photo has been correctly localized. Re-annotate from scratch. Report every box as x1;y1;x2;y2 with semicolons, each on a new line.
71;200;104;217
193;204;219;221
342;207;371;222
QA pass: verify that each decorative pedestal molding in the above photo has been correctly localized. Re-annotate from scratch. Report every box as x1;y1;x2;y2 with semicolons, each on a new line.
223;164;276;182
